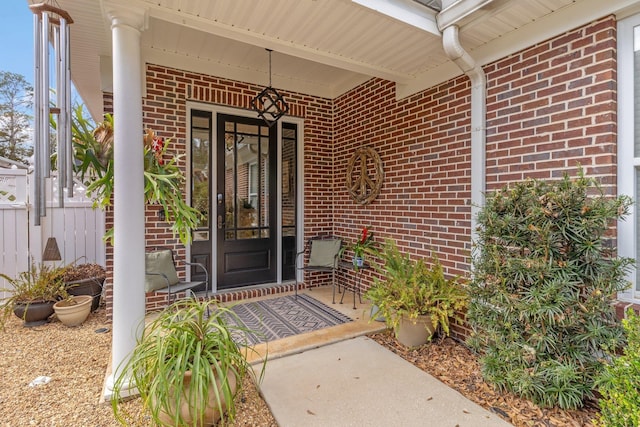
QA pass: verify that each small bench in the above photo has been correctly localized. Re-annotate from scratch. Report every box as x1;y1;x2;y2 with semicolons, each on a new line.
145;248;209;303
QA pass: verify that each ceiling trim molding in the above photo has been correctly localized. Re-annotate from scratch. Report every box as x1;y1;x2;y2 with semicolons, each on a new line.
351;0;440;35
436;0;495;30
145;5;413;84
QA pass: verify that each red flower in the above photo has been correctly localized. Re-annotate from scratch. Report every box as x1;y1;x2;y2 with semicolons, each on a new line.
151;136;165;164
361;227;368;244
353;226;374;258
152;136;164;152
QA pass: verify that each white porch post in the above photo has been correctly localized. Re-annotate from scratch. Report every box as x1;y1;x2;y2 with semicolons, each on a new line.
104;4;147;398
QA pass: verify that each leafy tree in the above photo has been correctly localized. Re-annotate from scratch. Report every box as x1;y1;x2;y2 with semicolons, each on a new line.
0;71;33;163
467;169;634;409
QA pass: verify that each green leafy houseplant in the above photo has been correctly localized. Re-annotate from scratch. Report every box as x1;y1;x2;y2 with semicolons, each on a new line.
111;299;265;426
70;106;202;245
595;310;640;427
467;169;634;409
0;263;68;328
365;240;467;340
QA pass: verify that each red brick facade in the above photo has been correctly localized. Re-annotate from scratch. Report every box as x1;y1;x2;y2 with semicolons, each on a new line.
104;15;631;328
485;16;618;192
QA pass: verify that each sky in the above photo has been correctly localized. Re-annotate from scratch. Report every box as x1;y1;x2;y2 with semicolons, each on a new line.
1;1;36;84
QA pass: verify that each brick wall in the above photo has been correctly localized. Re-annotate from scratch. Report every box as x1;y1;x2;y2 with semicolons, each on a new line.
485;16;617;192
332;77;473;297
330;16;619;337
104;16;621;325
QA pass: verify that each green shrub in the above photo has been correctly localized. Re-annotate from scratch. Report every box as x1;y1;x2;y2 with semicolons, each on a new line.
596;310;640;427
467;169;634;409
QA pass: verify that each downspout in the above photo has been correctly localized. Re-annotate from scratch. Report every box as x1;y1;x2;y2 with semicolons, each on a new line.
440;23;486;257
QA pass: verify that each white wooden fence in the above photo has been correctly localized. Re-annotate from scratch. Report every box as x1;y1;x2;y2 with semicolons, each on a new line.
0;168;105;298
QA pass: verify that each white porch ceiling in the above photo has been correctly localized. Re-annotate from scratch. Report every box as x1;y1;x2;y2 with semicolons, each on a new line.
46;0;640;120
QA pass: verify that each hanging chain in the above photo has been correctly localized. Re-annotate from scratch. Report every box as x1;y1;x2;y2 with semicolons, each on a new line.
267;48;273;87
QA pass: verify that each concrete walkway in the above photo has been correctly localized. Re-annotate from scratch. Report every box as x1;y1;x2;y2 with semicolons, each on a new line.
247;286;513;427
256;336;512;427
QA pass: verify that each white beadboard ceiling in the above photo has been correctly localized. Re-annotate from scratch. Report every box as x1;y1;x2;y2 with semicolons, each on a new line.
41;0;640;119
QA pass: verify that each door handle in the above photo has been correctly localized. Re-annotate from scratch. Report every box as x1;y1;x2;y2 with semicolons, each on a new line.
217;214;223;229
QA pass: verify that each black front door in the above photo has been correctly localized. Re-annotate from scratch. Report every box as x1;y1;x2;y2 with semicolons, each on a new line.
216;114;277;289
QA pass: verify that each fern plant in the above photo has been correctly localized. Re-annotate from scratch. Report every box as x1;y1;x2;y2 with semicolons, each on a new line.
365;240;467;337
467;169;634;409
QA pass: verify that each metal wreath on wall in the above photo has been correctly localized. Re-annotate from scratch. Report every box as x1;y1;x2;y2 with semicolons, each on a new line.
346;147;384;205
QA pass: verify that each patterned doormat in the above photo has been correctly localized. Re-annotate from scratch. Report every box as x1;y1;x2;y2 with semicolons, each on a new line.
223;294;352;346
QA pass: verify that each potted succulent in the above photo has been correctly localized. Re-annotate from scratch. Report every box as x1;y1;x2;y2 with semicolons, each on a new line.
62;262;107;312
111;299;265;426
0;263;68;328
365;240;468;347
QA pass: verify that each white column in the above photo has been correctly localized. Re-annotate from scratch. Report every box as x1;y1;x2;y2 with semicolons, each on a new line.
103;4;147;398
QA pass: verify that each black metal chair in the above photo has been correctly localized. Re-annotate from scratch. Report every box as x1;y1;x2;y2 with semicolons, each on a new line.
144;248;209;304
295;235;343;303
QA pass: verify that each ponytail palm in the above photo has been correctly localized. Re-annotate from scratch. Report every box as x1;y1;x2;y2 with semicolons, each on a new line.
111;300;265;426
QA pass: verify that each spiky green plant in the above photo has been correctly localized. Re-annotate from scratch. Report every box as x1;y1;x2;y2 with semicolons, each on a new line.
0;263;68;328
467;169;633;409
111;300;265;426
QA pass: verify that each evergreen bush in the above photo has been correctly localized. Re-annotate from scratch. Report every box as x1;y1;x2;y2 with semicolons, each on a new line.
467;170;634;409
596;310;640;427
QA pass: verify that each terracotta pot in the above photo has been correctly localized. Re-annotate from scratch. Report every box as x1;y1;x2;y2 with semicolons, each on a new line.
156;367;238;427
65;277;104;312
13;300;55;327
396;314;435;347
53;295;92;327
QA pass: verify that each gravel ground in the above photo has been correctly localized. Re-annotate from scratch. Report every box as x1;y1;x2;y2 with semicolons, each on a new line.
0;308;276;427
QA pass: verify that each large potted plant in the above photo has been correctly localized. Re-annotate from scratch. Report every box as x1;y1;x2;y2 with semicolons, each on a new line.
111;299;265;426
62;262;106;312
365;240;468;347
0;263;68;327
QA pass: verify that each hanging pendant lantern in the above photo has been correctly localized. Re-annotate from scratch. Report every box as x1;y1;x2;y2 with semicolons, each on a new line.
30;2;74;226
251;49;289;127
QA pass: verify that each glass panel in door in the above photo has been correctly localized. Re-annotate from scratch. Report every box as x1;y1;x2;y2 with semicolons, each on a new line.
189;110;212;290
217;114;276;289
